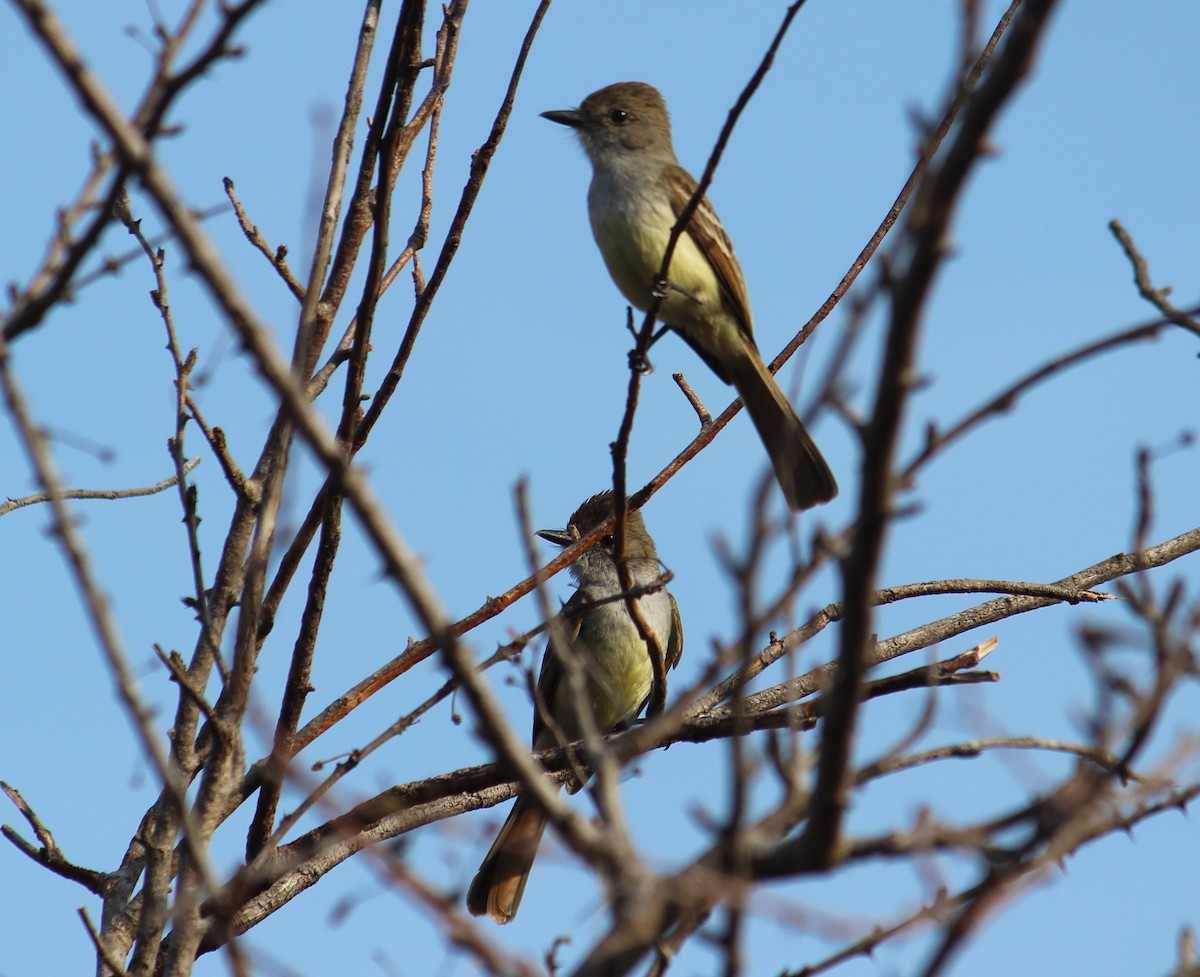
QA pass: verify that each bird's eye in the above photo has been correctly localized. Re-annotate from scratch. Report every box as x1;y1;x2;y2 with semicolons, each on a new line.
601;534;615;548
608;109;629;125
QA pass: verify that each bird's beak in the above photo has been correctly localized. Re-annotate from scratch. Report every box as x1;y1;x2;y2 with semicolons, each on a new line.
536;528;574;547
541;108;584;128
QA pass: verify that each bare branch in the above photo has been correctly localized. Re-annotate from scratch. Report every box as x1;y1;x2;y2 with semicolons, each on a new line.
224;178;305;301
1;782;108;894
1109;219;1200;339
0;456;200;516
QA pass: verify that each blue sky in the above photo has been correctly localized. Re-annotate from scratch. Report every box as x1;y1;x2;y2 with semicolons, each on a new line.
2;2;1198;976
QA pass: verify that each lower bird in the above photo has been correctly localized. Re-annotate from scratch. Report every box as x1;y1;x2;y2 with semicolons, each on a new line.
466;491;683;923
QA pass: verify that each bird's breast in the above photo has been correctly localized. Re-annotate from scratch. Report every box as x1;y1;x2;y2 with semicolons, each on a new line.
572;588;675;730
586;175;723;327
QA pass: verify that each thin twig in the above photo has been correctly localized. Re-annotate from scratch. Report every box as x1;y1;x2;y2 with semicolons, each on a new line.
224;178;305;300
79;907;132;977
0;457;200;516
1109;219;1200;339
1;782;108;894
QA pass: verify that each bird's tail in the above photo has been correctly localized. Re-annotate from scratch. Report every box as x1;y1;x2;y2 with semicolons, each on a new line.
465;795;549;924
727;348;837;511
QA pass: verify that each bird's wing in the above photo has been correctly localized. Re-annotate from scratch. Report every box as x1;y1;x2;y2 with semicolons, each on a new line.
666;591;684;673
665;162;755;342
531;589;585;745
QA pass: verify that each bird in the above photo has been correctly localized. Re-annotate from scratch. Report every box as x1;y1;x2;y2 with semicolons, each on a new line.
542;81;837;510
466;491;683;923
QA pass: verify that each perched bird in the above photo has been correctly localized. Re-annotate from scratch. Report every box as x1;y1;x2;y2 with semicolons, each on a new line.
466;491;683;924
542;81;837;510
